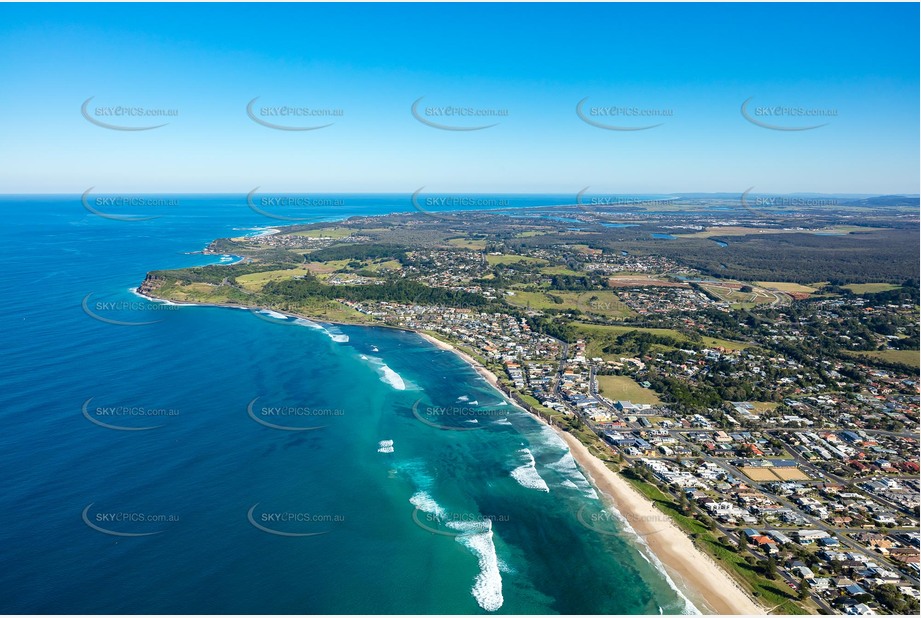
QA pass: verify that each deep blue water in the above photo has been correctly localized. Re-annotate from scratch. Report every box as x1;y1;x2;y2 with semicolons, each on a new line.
0;195;696;614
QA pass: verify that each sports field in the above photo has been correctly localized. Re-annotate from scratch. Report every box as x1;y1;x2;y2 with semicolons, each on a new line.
740;466;811;482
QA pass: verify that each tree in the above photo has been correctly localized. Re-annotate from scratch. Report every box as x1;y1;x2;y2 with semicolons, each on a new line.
797;577;810;601
876;583;919;614
765;554;778;580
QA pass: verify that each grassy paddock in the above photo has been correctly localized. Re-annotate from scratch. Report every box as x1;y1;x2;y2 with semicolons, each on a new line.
235;267;307;291
505;290;632;318
596;375;660;404
852;349;920;368
291;226;355;239
755;281;820;294
843;283;901;294
447;237;487;250
485;254;548;266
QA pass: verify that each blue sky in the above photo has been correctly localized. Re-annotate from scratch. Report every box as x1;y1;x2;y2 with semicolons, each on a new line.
0;2;917;194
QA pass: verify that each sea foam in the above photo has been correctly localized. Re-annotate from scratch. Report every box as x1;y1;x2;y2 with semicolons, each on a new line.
293;317;325;330
362;356;408;390
378;364;405;390
410;492;503;612
607;505;699;614
291;317;350;342
455;523;504;612
510;448;549;492
548;451;599;499
128;287;196;306
409;490;445;518
259;309;289;320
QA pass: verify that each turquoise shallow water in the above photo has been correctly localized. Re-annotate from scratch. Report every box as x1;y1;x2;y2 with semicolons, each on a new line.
0;196;695;614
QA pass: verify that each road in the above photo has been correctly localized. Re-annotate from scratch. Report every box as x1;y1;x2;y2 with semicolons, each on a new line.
769;431;918;517
546;344;920;611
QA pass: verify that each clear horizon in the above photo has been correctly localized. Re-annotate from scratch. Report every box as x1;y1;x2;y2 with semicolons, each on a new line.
1;2;918;194
3;190;919;197
1;4;918;616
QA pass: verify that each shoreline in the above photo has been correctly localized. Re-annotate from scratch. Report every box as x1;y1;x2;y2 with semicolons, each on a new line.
554;429;766;616
137;285;766;615
416;331;501;389
415;331;766;615
133;287;386;330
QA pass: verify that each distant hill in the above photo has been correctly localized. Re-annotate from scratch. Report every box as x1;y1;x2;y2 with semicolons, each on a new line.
838;195;920;207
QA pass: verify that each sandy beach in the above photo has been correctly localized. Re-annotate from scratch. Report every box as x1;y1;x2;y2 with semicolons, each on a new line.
418;330;766;615
137;291;765;614
555;429;766;615
417;331;501;389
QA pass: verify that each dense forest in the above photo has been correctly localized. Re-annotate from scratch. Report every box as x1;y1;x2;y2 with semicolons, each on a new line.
262;274;490;308
521;222;918;284
304;243;409;263
607;229;919;284
147;262;290;285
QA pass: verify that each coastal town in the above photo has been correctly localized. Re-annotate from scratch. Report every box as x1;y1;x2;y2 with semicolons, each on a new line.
8;2;918;616
140;204;920;615
342;293;920;616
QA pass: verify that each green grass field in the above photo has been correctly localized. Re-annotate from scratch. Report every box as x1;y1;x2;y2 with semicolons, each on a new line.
291;226;355;239
852;349;920;368
539;265;585;276
151;276;376;326
504;290;633;318
755;281;819;294
306;259;354;274
286;299;377;324
576;323;751;358
701;336;752;351
447;237;487;250
576;323;684;359
504;290;564;310
596;375;660;404
235;267;306;291
568;244;603;255
842;283;901;294
485;254;548;266
154;281;248;303
363;259;403;272
576;323;683;338
700;283;777;306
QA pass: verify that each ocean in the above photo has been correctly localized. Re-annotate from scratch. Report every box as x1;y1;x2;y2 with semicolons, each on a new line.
0;195;695;614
